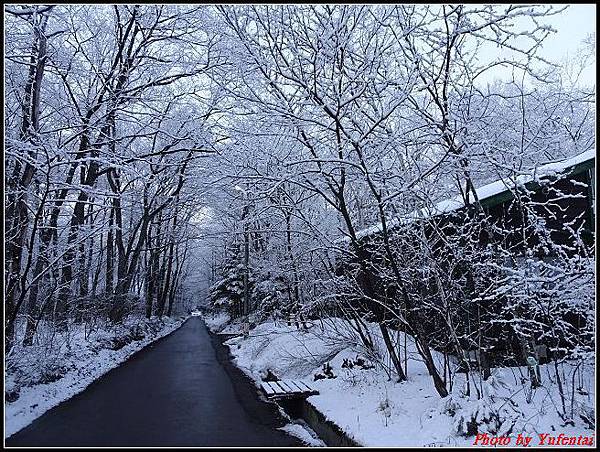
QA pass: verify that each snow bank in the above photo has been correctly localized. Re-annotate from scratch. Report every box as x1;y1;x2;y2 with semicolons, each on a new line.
224;317;595;447
279;421;326;446
202;311;231;333
5;316;188;438
279;422;326;447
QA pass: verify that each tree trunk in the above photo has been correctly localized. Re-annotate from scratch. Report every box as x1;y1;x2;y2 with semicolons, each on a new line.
5;13;50;350
380;322;407;382
106;206;115;295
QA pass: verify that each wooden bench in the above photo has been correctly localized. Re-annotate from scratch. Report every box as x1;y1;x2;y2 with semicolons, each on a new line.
260;379;319;400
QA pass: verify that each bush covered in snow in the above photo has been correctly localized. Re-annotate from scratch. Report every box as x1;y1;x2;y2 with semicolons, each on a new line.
5;315;186;438
6;316;179;404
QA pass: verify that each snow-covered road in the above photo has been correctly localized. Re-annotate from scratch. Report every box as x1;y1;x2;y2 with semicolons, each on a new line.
5;318;303;447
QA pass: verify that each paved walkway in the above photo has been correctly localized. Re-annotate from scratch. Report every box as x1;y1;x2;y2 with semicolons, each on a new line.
6;318;302;446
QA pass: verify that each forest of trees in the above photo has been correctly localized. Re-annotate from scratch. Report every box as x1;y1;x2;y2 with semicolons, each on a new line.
4;4;595;424
5;5;223;351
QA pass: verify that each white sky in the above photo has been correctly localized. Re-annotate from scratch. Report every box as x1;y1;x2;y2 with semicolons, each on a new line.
473;4;596;88
538;3;596;85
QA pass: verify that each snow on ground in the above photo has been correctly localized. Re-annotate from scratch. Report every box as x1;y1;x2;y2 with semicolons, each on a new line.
202;310;264;336
5;315;188;439
202;310;231;333
223;317;595;447
279;421;326;447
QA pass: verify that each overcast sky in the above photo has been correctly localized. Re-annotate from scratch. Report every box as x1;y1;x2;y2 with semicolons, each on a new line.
540;3;596;85
473;3;596;88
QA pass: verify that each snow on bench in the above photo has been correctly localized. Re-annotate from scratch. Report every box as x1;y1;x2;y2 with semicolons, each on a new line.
260;379;319;400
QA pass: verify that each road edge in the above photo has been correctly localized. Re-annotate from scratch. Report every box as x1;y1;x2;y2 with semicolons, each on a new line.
4;316;191;440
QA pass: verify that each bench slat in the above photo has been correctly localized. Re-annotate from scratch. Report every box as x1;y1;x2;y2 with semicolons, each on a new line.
260;378;319;399
288;380;308;393
267;381;283;393
273;381;289;393
278;380;298;393
296;380;314;392
260;382;276;394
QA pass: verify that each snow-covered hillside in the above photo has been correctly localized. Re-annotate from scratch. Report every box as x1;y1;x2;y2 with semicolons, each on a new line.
207;316;595;447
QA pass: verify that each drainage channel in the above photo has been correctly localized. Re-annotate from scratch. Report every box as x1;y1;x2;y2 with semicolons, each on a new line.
278;398;361;447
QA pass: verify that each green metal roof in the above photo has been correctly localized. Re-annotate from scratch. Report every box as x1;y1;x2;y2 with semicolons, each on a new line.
479;152;595;210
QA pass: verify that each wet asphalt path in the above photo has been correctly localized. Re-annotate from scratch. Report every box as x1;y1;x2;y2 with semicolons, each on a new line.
6;317;303;447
